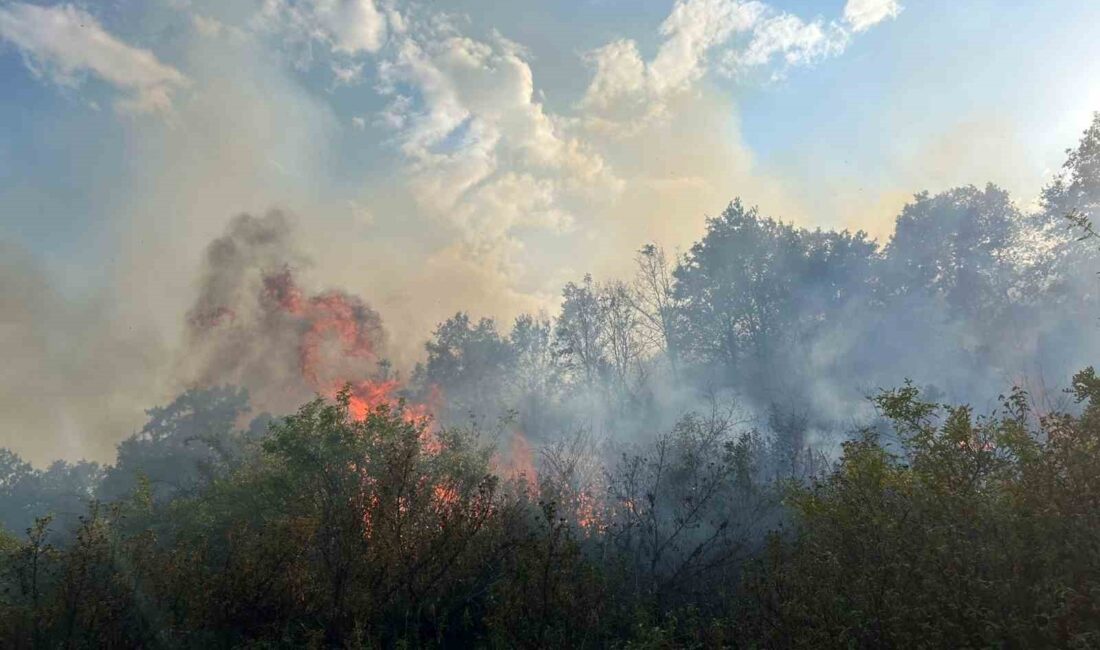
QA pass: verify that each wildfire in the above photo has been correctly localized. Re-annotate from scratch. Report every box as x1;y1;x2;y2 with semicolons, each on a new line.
189;248;604;536
344;378;403;420
187;217;470;542
262;268;384;386
260;268;457;539
574;489;606;534
494;430;608;533
255;267;443;429
498;430;538;491
432;482;460;515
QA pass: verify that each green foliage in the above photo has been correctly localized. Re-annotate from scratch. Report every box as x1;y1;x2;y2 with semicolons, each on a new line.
673;200;877;385
415;313;517;422
99;385;255;504
5;373;1100;647
739;377;1100;648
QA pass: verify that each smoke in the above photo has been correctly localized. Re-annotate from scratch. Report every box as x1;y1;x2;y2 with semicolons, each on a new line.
1;0;1098;469
0;242;167;465
180;211;389;415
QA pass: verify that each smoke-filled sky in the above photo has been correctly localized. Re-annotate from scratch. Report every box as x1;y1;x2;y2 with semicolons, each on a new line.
1;0;1099;463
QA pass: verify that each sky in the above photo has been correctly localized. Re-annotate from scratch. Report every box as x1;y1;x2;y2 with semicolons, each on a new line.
1;0;1099;463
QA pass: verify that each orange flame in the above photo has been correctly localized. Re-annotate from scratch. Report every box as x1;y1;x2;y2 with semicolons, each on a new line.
262;269;383;386
503;430;538;491
257;268;443;430
196;265;465;542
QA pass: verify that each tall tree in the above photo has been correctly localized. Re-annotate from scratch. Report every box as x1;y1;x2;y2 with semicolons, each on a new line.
99;386;252;504
416;313;516;424
630;244;684;376
1043;112;1100;225
555;274;610;389
673;201;805;386
510;313;561;436
602;280;648;403
882;184;1026;322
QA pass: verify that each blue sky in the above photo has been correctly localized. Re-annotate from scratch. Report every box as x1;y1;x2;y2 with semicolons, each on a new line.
1;0;1098;461
2;1;1097;266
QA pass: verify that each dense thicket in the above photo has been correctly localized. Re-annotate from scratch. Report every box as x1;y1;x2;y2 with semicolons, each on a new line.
4;372;1100;647
1;115;1099;647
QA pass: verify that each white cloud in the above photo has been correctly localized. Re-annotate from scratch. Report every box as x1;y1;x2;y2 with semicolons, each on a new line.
451;172;575;247
377;30;616;238
365;1;879;305
320;0;387;53
580;0;764;121
843;0;902;33
260;0;388;57
191;14;246;41
331;60;364;85
580;0;890;128
0;3;188;115
580;39;646;112
192;14;226;37
649;0;764;94
355;18;630;300
730;13;848;70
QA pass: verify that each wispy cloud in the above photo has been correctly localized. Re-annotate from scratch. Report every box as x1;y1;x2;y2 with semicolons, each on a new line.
580;0;899;129
0;3;188;115
843;0;903;33
258;0;389;58
729;12;848;70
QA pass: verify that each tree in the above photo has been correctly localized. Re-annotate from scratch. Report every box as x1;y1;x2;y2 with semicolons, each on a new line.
555;274;610;389
740;376;1100;647
631;244;684;375
99;386;253;504
415;312;516;425
668;203;831;393
601;280;648;404
248;393;500;644
1041;112;1100;291
0;450;104;540
1043;112;1100;226
606;409;775;613
509;313;562;437
882;184;1026;322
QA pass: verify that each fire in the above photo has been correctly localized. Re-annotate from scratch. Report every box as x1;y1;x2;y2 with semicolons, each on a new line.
490;430;609;532
498;430;538;491
186;223;473;542
191;257;605;535
260;268;459;539
433;483;459;515
262;268;384;387
257;267;439;428
574;489;606;534
344;378;402;421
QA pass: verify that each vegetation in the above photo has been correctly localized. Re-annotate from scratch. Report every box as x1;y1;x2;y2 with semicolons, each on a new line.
4;373;1100;647
1;114;1099;647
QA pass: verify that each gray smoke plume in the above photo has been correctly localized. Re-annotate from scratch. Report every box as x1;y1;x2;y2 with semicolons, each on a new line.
180;210;388;414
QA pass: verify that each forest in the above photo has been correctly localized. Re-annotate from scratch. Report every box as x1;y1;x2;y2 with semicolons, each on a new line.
1;114;1099;648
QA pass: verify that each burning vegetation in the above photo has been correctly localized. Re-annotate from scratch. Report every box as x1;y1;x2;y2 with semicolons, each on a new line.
2;116;1100;647
183;211;395;418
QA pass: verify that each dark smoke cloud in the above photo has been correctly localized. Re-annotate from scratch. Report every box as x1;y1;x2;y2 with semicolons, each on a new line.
180;211;388;414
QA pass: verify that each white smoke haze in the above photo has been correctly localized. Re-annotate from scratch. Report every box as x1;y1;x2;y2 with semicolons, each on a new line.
0;242;169;463
1;0;1098;468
